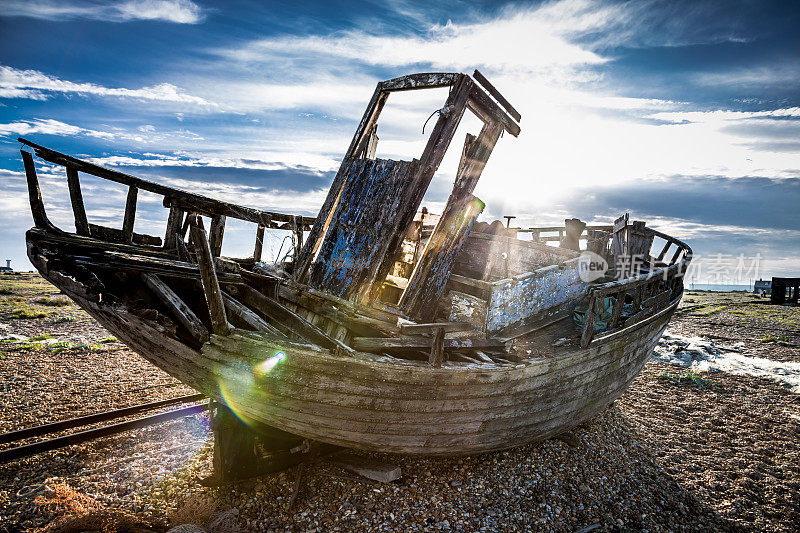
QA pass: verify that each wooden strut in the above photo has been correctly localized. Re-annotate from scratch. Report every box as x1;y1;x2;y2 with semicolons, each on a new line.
66;165;90;236
142;273;209;344
188;214;231;336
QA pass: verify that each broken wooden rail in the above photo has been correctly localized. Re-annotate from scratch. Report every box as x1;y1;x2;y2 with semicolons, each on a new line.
579;228;691;348
18;137;314;260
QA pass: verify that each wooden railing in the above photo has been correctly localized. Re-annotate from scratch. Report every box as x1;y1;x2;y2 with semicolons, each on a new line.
19;138;315;261
579;228;692;348
516;225;613;243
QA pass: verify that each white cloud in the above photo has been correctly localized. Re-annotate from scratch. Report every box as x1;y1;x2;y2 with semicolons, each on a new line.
649;107;800;123
0;66;216;106
0;118;204;144
1;0;204;24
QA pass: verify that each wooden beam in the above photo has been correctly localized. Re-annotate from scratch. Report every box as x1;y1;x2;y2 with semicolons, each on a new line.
66;166;90;236
225;284;353;353
122;185;138;244
142;273;209;344
209;214;226;257
254;223;265;261
430;327;445;367
399;321;474;336
18;138;314;230
164;206;184;250
222;292;286;338
378;72;459;92
188;215;230;336
20;149;54;230
472;70;522;123
352;336;504;352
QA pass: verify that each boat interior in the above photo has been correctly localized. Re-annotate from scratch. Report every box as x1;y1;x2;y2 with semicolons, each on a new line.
19;72;692;369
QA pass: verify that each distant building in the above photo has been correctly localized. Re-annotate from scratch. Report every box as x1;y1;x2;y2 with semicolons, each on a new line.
753;278;771;296
771;277;800;305
0;260;12;273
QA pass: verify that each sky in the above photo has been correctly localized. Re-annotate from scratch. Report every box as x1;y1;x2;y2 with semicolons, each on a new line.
1;0;798;284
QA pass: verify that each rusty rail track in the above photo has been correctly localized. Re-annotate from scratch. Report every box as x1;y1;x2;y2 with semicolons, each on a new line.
0;394;207;463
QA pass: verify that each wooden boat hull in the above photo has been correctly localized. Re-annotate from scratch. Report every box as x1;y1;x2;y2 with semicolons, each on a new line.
40;257;675;455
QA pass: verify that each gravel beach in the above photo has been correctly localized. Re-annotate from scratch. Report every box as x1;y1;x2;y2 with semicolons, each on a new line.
1;275;798;532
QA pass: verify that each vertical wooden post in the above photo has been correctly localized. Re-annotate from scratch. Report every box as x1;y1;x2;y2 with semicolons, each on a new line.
209;215;226;258
189;215;230;336
21;150;53;230
254;223;265;261
164;205;185;250
122;185;138;243
580;295;598;348
610;291;624;328
430;327;445;367
66;166;90;236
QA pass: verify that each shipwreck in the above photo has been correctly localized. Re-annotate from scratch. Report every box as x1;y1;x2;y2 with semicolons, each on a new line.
19;71;691;464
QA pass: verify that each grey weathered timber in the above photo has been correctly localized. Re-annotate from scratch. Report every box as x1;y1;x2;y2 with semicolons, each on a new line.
66;166;90;236
122;186;138;244
253;224;265;261
18;138;314;231
472;70;522;123
351;336;504;352
222;292;286;338
164;206;185;250
189;215;230;336
400;194;485;321
209;215;226;258
21;150;55;231
142;273;209;344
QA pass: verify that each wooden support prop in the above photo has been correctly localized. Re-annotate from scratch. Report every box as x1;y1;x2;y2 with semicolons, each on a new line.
142;273;209;344
66;166;90;236
430;326;445;367
188;215;230;336
21;150;54;230
222;291;286;338
254;223;265;261
122;186;138;244
352;336;504;353
656;240;672;262
331;452;402;483
175;234;191;262
209;214;226;258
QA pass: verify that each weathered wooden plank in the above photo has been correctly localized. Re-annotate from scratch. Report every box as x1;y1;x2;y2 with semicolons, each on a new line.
222;292;286;338
472;70;521;123
87;224;162;247
352;336;504;352
189;215;230;336
430;327;446;367
580;296;599;348
164;206;184;250
379;72;459;92
301;158;420;302
19;138;314;230
122;186;138;244
399;321;474;336
142;273;209;344
209;214;226;257
466;85;520;137
253;223;265;261
400;194;485;321
21;149;54;230
225;284;353;353
66;166;90;236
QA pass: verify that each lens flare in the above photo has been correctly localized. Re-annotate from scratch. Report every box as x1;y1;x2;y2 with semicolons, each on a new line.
215;350;286;427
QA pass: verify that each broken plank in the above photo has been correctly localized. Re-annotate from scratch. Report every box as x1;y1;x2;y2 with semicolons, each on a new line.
222;291;286;338
66;166;90;236
352;336;505;352
189;215;231;336
142;273;209;344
